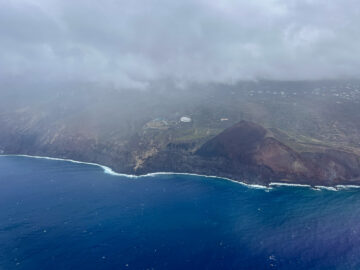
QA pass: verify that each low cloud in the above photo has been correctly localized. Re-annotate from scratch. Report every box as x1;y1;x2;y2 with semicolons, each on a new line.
1;0;360;87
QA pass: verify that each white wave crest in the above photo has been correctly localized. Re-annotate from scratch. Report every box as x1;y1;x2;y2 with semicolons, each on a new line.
2;154;360;191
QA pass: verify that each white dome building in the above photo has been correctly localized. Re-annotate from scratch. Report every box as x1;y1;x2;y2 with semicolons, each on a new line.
180;116;192;123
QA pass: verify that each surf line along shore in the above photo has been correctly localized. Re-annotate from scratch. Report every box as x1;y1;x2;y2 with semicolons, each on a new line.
2;154;359;192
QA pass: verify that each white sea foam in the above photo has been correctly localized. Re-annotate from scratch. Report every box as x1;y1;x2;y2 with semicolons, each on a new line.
2;154;136;177
314;185;338;191
269;182;311;188
137;171;269;189
336;185;360;190
2;154;360;191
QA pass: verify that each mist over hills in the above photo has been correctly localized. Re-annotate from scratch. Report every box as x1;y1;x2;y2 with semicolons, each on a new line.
3;2;360;269
1;79;360;185
2;0;360;86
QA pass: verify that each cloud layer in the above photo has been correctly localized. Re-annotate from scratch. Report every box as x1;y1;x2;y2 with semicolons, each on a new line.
1;0;360;87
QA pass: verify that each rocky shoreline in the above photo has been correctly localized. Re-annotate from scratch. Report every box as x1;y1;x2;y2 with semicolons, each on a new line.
2;121;360;187
2;154;360;190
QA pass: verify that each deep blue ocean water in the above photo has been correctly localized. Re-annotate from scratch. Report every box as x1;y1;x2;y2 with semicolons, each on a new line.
1;156;360;269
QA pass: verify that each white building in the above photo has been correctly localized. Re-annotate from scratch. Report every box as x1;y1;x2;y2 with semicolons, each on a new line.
180;116;192;123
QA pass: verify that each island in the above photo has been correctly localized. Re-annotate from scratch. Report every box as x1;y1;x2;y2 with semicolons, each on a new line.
1;80;360;186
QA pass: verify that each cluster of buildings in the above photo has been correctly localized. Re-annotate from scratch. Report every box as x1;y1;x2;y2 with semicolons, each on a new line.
144;115;229;130
243;83;360;101
144;116;192;130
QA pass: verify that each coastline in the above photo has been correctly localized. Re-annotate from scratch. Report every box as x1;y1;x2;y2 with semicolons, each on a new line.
1;154;360;192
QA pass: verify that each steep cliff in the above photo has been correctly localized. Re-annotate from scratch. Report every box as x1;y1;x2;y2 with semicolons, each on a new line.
193;121;360;185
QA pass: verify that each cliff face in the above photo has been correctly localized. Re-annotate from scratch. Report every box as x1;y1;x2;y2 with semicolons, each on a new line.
2;81;360;186
1;114;360;185
196;121;267;163
193;121;360;185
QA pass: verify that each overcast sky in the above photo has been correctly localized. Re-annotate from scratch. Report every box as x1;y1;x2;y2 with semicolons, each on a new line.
1;0;360;88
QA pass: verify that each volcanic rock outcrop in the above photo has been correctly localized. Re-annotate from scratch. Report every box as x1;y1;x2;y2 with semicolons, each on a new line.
195;121;360;185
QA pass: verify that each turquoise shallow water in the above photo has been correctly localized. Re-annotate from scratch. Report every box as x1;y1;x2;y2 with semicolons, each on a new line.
1;155;360;270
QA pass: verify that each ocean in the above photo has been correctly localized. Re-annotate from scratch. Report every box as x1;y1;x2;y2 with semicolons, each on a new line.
1;155;360;270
